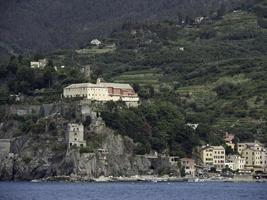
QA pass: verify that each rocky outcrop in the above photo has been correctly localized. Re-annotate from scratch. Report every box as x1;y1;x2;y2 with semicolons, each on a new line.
0;101;180;181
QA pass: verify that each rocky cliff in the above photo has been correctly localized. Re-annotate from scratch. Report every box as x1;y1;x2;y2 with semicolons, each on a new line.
0;101;179;181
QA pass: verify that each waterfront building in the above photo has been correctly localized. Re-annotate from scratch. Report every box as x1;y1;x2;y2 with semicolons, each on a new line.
237;141;266;170
225;155;245;171
200;145;225;170
180;158;196;177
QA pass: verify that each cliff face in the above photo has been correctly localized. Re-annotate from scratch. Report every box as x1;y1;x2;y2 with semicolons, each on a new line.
0;101;178;181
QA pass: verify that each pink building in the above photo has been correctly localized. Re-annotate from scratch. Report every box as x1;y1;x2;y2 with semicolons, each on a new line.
180;158;196;177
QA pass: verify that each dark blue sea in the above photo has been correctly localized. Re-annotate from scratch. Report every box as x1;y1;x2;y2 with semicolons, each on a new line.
0;181;266;200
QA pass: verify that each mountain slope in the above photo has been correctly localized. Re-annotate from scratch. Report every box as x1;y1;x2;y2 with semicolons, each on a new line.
0;0;254;59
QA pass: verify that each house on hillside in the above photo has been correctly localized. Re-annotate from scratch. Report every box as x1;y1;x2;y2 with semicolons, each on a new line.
224;132;235;150
30;58;48;69
63;78;139;107
90;39;101;46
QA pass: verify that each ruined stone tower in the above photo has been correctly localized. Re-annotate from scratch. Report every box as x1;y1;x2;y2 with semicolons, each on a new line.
84;65;91;81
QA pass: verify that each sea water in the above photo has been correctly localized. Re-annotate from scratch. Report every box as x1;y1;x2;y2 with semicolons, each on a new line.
0;181;266;200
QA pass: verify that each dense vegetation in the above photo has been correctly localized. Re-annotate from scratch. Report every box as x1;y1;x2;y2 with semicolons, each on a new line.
0;0;254;61
0;6;267;157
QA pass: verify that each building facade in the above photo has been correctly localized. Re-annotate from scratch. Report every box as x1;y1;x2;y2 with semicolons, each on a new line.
225;155;245;171
66;123;86;148
224;132;235;150
63;78;139;106
180;158;196;177
237;141;266;171
200;145;225;170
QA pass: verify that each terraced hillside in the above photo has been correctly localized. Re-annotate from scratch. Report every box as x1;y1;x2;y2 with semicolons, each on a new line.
86;9;267;145
1;8;266;156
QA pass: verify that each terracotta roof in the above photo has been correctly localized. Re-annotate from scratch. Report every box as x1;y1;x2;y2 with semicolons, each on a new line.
65;82;133;90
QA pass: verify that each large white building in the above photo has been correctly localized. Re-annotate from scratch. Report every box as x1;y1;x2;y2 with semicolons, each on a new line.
63;79;139;107
66;123;86;148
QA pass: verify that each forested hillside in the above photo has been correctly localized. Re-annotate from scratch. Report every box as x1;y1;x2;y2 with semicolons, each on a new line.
0;0;254;61
0;5;267;157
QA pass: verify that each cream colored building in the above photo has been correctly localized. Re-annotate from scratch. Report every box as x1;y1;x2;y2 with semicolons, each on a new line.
200;145;225;170
63;78;139;107
237;141;264;154
66;123;86;148
237;141;266;170
225;155;245;171
200;146;213;167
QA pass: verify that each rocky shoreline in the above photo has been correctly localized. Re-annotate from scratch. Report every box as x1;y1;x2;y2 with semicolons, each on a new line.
23;175;267;183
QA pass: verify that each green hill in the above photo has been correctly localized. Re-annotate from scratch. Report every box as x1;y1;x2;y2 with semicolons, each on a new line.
1;8;267;156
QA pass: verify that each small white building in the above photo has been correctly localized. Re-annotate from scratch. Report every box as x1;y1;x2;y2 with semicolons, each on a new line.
66;123;86;148
90;39;101;46
186;123;199;130
30;59;48;69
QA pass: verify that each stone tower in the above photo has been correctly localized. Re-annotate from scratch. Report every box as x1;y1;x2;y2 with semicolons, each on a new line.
84;65;91;81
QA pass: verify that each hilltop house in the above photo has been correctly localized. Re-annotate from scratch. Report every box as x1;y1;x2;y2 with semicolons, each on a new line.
90;39;101;46
63;78;139;107
200;145;225;170
30;58;48;69
66;123;86;148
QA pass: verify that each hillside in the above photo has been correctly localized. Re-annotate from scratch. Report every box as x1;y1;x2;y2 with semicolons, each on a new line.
0;7;267;158
50;9;267;153
0;0;254;61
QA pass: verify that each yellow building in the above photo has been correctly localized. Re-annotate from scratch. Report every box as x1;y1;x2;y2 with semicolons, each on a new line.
200;145;225;170
237;141;264;154
237;141;266;170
